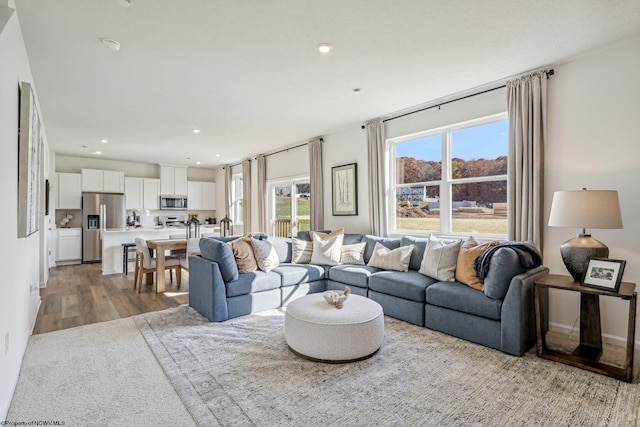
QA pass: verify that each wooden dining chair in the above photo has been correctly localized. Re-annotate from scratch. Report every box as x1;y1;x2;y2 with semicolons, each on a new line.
178;238;201;273
133;238;182;293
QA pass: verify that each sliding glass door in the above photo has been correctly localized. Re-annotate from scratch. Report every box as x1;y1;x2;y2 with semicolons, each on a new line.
268;178;310;237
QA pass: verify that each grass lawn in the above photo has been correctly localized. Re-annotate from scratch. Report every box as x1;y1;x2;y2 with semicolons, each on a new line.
397;217;507;234
276;197;310;232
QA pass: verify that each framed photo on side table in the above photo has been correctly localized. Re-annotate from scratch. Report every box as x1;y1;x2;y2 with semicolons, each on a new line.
332;163;358;216
581;257;626;293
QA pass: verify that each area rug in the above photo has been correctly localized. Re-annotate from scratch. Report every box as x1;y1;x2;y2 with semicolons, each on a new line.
134;305;640;427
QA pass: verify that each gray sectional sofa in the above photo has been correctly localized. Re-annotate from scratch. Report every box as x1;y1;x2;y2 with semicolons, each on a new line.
188;232;548;356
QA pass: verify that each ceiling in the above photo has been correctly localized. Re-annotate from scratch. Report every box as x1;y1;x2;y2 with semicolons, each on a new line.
15;0;640;169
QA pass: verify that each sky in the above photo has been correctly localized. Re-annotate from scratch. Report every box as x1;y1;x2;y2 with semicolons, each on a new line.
395;120;508;161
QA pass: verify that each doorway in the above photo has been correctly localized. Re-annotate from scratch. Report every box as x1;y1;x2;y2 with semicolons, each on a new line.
268;178;310;237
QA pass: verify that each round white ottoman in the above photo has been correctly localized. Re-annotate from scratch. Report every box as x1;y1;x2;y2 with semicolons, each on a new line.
285;293;384;363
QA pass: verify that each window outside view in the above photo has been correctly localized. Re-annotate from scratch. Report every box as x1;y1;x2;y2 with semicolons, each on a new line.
274;182;310;237
394;117;508;235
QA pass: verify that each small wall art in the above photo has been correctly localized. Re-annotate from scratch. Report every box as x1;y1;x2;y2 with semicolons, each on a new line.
332;163;358;216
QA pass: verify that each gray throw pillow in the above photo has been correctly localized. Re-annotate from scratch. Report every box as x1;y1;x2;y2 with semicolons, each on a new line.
250;238;280;273
483;247;528;299
340;242;366;265
291;237;313;264
367;242;414;272
418;236;462;281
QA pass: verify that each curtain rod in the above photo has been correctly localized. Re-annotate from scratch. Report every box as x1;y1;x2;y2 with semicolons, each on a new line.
222;159;250;170
254;138;323;160
362;69;554;127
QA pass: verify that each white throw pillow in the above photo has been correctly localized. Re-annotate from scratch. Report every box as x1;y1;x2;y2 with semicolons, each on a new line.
340;242;366;265
291;237;313;264
250;238;280;273
310;233;342;266
367;242;414;272
418;235;462;281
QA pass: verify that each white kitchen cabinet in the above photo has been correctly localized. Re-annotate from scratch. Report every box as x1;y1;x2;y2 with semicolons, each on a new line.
81;168;124;193
160;165;188;196
143;178;160;210
125;177;143;210
57;172;82;209
187;181;216;210
57;228;82;262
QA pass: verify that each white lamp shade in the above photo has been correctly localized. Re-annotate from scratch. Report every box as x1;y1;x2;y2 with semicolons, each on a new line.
548;189;623;229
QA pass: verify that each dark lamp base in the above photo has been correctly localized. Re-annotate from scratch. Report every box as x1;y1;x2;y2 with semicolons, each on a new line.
560;234;609;282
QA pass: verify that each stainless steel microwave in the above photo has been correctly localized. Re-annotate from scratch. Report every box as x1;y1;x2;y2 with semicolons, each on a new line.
160;195;187;210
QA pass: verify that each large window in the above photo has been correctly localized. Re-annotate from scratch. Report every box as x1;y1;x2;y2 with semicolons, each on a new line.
389;113;508;237
267;177;310;237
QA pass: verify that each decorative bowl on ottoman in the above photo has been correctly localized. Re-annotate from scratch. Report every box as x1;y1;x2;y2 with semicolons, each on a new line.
322;286;351;308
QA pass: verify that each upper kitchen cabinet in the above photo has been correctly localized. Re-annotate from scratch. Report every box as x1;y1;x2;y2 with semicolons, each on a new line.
81;168;124;193
125;177;160;210
143;178;160;210
124;177;143;210
160;165;187;196
188;181;216;210
57;172;82;209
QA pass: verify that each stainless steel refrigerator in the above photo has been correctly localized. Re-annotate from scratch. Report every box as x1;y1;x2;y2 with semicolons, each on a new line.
82;192;126;263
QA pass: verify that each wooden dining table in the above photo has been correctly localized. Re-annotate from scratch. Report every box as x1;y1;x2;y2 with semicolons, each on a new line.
146;238;187;293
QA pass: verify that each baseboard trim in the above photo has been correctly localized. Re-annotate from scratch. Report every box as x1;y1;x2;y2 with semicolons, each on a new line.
30;297;41;334
549;321;640;348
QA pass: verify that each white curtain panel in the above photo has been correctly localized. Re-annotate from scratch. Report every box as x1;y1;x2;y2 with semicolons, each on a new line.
242;159;251;232
224;165;232;218
506;70;547;249
308;138;324;231
256;154;266;233
366;120;387;236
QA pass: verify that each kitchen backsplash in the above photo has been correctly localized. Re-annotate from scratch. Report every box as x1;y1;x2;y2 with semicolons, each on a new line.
54;209;82;228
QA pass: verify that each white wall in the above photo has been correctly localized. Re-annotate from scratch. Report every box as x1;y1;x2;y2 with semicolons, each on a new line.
0;6;48;418
544;35;640;344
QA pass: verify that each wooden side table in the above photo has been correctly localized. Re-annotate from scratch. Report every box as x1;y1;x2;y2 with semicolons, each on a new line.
534;274;637;383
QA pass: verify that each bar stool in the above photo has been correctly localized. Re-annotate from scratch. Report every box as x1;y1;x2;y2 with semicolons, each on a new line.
121;242;137;275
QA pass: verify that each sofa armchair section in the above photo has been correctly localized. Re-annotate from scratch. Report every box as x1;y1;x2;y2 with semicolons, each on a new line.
188;233;548;356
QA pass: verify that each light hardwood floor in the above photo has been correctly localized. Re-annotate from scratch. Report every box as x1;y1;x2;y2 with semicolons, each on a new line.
33;263;189;335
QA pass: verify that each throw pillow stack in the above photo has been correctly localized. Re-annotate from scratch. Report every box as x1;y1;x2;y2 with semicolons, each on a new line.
292;228;366;266
226;234;281;274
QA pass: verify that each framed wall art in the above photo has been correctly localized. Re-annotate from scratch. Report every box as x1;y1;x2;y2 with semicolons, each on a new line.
18;82;42;238
332;163;358;216
581;257;626;293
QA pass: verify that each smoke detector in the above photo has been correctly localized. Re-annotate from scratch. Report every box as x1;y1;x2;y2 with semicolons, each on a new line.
101;38;121;52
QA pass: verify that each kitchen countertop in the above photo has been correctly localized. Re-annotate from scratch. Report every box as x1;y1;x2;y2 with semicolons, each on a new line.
104;225;219;233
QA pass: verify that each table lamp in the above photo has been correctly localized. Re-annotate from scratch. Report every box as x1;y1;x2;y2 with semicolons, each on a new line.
548;188;623;281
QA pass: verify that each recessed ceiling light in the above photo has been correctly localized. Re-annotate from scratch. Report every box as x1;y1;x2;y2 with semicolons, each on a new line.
93;151;102;155
101;139;108;143
101;38;121;52
192;128;201;134
215;154;221;157
196;161;201;165
316;43;333;54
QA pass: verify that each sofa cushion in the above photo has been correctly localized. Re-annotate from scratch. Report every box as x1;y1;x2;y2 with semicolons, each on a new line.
228;236;258;273
425;281;503;321
262;236;292;263
272;263;325;287
401;235;430;271
362;235;401;264
418;236;462;281
310;233;343;265
455;237;499;290
328;265;381;288
483;247;529;299
251;238;281;273
368;270;437;302
340;242;366;265
367;242;413;272
199;237;239;282
291;237;313;264
297;230;331;241
225;271;282;298
343;233;364;244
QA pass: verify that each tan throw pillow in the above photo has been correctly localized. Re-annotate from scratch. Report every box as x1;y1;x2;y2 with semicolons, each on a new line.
340;242;366;265
310;234;342;266
309;228;345;243
227;236;258;273
418;235;462;281
455;237;499;290
367;242;414;272
291;237;313;264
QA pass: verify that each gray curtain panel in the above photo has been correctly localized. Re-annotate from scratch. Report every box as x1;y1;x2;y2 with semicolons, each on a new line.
242;159;251;232
308;138;324;231
506;70;547;250
224;165;232;218
256;154;266;233
366;120;386;236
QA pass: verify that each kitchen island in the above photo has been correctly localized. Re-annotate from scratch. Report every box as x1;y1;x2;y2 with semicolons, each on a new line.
101;226;219;275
